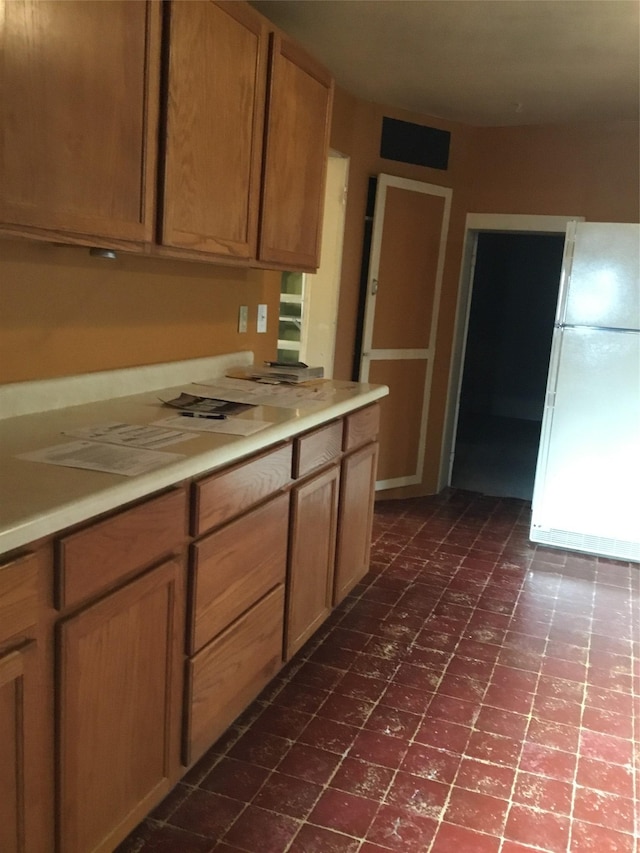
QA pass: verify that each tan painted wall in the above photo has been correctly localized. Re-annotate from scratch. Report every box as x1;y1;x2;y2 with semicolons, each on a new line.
330;89;476;493
468;121;640;222
330;86;639;495
2;82;637;499
0;239;281;384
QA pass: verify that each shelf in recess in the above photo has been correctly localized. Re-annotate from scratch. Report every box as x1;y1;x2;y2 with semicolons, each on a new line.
277;340;300;351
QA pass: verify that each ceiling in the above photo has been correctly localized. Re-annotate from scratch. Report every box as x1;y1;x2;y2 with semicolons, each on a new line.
251;0;640;127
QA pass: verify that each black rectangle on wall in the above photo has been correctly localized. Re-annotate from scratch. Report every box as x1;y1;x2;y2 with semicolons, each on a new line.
380;117;450;170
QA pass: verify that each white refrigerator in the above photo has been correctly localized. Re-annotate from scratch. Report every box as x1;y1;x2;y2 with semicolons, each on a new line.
530;221;640;562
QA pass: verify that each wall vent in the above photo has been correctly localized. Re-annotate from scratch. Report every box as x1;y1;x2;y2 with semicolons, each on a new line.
380;117;450;170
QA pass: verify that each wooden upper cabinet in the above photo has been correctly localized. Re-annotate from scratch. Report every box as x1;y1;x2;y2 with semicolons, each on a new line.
161;1;268;260
0;0;161;247
259;34;334;271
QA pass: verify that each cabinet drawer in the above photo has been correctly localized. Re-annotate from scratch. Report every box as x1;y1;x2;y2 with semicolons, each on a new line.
189;492;288;654
185;584;284;765
193;444;292;536
293;420;343;479
0;552;39;644
57;489;187;609
344;404;380;452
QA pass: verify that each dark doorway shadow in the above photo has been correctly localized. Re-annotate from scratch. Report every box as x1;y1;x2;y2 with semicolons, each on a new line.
451;232;565;500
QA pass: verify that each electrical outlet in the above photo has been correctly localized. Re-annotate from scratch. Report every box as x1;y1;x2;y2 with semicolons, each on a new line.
257;303;267;333
238;305;248;333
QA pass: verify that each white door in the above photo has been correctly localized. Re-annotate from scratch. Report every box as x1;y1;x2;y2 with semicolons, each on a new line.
301;153;349;378
359;174;451;490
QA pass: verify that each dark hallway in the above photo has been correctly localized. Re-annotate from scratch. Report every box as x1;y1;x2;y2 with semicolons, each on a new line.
451;233;565;501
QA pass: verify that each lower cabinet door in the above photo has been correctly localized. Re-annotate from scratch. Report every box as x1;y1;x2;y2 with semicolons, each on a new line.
0;641;45;853
334;441;379;605
57;557;184;853
185;584;284;765
285;464;339;659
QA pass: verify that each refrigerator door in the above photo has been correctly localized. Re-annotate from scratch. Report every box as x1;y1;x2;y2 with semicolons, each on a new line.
531;326;640;561
561;222;640;331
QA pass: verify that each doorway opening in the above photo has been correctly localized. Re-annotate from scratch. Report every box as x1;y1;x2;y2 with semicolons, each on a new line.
450;232;565;500
276;152;349;377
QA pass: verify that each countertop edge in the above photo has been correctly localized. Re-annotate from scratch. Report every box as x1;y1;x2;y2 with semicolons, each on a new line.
0;384;388;557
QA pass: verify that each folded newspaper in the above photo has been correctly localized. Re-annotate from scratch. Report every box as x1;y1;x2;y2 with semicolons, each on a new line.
161;392;254;416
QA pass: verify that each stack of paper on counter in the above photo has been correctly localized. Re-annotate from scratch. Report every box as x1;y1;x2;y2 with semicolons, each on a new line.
160;392;255;416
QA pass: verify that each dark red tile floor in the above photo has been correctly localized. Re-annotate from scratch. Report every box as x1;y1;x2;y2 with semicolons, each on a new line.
117;490;639;853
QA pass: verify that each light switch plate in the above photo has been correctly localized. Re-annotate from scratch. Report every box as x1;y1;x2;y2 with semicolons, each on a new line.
257;303;267;333
238;305;248;333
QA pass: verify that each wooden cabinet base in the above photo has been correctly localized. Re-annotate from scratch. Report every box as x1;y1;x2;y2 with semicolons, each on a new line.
185;584;284;766
285;465;339;659
334;442;379;605
0;642;41;853
57;557;184;853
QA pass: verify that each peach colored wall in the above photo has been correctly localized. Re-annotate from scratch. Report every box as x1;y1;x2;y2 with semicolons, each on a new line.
468;121;640;221
330;90;475;372
2;85;637;498
330;86;639;495
330;89;476;492
0;239;281;384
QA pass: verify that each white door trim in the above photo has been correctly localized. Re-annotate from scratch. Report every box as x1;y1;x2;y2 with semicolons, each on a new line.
301;152;349;377
360;174;452;490
438;212;585;491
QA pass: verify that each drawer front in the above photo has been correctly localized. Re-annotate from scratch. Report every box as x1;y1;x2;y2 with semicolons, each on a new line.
343;404;380;452
0;552;39;644
190;492;289;653
293;420;343;479
57;489;187;609
185;584;284;765
193;443;292;536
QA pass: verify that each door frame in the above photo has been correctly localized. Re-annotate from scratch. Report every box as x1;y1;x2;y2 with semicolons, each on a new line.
359;174;452;490
439;213;584;491
301;150;349;378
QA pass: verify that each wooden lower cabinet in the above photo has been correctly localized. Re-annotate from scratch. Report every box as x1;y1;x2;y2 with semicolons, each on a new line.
285;464;340;659
0;642;43;853
334;441;379;605
0;406;381;851
189;492;289;652
57;556;185;853
0;549;52;853
185;584;284;764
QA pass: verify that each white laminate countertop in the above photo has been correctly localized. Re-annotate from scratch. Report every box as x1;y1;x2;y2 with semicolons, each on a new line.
0;353;388;557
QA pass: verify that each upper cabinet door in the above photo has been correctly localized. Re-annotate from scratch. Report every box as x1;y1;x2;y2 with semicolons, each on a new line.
0;0;161;246
259;35;334;271
161;1;268;260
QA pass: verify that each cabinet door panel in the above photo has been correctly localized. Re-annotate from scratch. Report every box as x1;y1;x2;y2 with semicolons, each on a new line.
0;649;27;853
193;443;292;536
343;404;380;452
0;553;38;643
162;0;267;258
0;642;44;853
286;465;339;658
186;584;284;764
57;488;187;609
190;492;289;653
259;34;334;270
57;557;184;853
293;420;343;479
334;442;378;605
0;0;160;244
